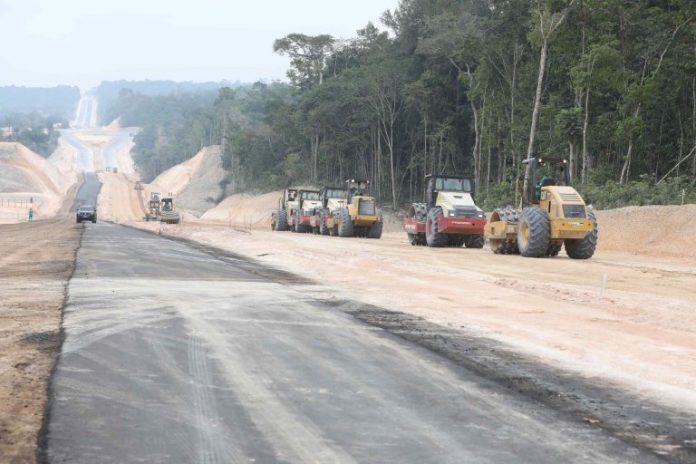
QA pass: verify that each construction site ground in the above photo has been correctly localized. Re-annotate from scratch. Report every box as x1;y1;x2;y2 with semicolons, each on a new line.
89;142;696;418
0;218;81;463
126;222;696;418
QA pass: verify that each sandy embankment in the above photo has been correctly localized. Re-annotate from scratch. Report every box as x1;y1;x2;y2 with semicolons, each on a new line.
0;142;78;224
0;218;81;463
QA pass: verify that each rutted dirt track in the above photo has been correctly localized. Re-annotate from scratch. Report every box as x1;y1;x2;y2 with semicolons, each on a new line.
0;218;81;463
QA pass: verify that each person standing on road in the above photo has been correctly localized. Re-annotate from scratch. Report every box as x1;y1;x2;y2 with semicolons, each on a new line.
28;208;34;223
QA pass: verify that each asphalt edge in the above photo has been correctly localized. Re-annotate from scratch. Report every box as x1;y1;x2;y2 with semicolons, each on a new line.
36;178;101;464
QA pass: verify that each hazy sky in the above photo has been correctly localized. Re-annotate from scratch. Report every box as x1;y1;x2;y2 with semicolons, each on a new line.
0;0;398;90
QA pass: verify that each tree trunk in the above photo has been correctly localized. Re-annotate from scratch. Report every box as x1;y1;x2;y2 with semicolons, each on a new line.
692;74;696;176
619;105;640;184
389;122;397;210
522;38;548;207
581;88;590;183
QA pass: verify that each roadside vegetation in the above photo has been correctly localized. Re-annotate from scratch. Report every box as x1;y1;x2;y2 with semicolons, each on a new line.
0;112;69;157
104;0;696;210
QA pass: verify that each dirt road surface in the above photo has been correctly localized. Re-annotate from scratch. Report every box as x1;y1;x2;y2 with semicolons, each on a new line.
43;221;674;464
0;218;81;463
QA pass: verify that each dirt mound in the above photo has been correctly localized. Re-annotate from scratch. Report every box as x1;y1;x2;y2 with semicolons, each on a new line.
149;146;227;215
0;143;76;223
201;190;279;227
596;204;696;261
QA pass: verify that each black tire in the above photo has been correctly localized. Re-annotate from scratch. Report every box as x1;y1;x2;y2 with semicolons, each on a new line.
425;207;448;247
565;210;598;259
337;208;354;237
367;215;383;239
320;212;330;236
464;234;485;249
275;209;288;231
92;218;97;223
546;241;562;257
517;207;550;257
76;219;81;224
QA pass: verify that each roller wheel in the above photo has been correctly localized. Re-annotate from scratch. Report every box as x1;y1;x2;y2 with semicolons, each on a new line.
565;210;598;259
319;212;330;235
275;209;288;231
517;207;550;257
465;234;485;249
367;215;383;239
425;207;448;247
337;208;354;237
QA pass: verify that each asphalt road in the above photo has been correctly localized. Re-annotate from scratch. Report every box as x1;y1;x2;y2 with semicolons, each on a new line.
60;130;94;172
41;218;665;463
73;95;97;128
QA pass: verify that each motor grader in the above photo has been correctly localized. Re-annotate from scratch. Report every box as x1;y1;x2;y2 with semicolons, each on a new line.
271;188;298;231
309;186;347;235
485;157;597;258
290;189;322;233
404;175;486;247
335;179;383;239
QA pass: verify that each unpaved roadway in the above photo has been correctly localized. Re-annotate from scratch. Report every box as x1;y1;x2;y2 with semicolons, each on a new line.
0;215;82;463
43;220;678;464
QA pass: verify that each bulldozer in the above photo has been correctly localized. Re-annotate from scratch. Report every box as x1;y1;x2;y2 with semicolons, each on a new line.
309;186;347;235
334;179;383;239
404;174;486;247
485;157;597;258
271;188;298;231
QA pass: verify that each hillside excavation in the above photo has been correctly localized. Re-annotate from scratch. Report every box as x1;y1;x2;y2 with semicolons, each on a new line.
404;174;486;247
485;158;597;258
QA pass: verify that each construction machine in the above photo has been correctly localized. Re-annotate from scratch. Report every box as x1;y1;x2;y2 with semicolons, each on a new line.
404;175;486;247
309;186;347;235
290;189;322;233
271;188;298;231
335;179;383;239
159;195;181;224
145;192;161;221
145;191;180;224
485;158;597;258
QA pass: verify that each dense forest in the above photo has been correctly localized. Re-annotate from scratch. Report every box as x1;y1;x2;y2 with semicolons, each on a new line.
108;0;696;209
0;85;80;118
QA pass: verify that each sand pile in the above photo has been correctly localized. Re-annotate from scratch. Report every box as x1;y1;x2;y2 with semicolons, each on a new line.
149;146;227;215
201;190;280;227
0;142;77;223
596;204;696;261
